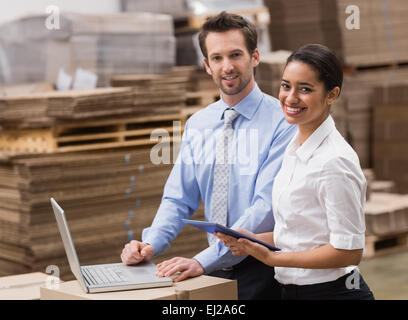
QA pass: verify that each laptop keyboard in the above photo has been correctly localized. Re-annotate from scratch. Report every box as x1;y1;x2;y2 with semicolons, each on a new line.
82;266;129;286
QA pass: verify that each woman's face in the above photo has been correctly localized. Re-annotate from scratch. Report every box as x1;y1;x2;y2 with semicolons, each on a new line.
279;61;338;135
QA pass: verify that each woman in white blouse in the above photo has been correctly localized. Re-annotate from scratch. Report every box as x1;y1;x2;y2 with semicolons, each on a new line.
216;44;374;300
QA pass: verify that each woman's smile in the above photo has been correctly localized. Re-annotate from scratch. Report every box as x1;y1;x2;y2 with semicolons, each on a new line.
284;104;307;116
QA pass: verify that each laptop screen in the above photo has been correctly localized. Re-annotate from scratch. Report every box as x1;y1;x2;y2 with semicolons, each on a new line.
50;197;87;290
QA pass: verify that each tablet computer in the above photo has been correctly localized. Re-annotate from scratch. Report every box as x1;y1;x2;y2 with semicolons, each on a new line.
182;219;280;251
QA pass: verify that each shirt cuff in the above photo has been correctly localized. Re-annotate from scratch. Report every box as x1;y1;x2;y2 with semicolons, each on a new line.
330;233;365;250
193;244;219;274
142;227;170;257
193;241;246;274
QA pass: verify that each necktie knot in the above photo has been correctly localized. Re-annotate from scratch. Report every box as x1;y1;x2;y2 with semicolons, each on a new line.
223;109;240;129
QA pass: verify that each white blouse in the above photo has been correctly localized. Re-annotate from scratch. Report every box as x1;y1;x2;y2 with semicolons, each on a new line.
272;115;366;285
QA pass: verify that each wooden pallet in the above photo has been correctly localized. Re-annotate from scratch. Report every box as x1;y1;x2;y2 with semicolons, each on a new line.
364;231;408;259
186;90;219;107
181;89;220;118
180;7;270;30
0;113;185;153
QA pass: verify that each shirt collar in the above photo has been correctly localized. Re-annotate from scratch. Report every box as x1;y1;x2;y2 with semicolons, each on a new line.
219;83;263;121
292;115;336;163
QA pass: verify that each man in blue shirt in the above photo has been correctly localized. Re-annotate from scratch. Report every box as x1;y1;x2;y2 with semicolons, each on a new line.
121;11;296;299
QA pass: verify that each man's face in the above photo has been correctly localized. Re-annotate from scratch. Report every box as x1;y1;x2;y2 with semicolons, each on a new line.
203;29;259;98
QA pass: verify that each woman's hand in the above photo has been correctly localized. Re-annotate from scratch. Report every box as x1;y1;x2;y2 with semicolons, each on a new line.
215;231;247;256
215;228;278;266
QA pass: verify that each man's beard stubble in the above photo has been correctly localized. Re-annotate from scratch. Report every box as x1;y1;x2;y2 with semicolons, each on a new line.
217;73;252;96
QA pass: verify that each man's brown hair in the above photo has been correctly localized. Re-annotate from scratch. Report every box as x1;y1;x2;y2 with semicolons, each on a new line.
198;11;258;58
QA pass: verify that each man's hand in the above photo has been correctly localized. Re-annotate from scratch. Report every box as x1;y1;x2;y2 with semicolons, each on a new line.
121;240;154;265
156;257;204;282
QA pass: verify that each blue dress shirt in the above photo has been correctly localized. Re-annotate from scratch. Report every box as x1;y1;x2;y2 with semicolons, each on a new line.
142;83;297;274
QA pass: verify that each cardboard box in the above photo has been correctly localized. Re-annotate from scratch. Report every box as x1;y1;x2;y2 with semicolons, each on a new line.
0;272;60;300
173;275;237;300
40;275;237;300
40;280;177;300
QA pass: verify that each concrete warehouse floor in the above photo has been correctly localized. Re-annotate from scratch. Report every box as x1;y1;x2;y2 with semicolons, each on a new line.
359;250;408;300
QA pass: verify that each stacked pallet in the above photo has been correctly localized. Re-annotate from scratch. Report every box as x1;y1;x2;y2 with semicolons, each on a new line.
0;147;207;280
0;69;192;153
0;113;188;154
372;82;408;193
0;12;175;86
264;0;408;67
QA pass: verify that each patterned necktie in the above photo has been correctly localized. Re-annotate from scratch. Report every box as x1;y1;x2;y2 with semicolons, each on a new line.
209;108;240;245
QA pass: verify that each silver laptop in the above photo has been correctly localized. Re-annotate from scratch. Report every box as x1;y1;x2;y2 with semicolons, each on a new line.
50;197;173;293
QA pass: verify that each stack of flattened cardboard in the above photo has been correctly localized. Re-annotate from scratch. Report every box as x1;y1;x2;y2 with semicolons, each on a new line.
0;147;207;279
255;50;291;98
264;0;408;67
265;0;342;57
0;66;195;124
365;192;408;237
0;86;185;131
121;0;190;19
336;0;408;67
47;87;136;120
329;95;348;139
110;69;189;115
0;82;54;129
184;67;217;93
342;66;408;168
0;83;54;97
0;12;176;86
112;66;218;118
364;191;408;258
372;82;408;193
0;93;52;128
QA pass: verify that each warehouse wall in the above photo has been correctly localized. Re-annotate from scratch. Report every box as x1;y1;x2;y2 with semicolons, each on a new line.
0;0;120;25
